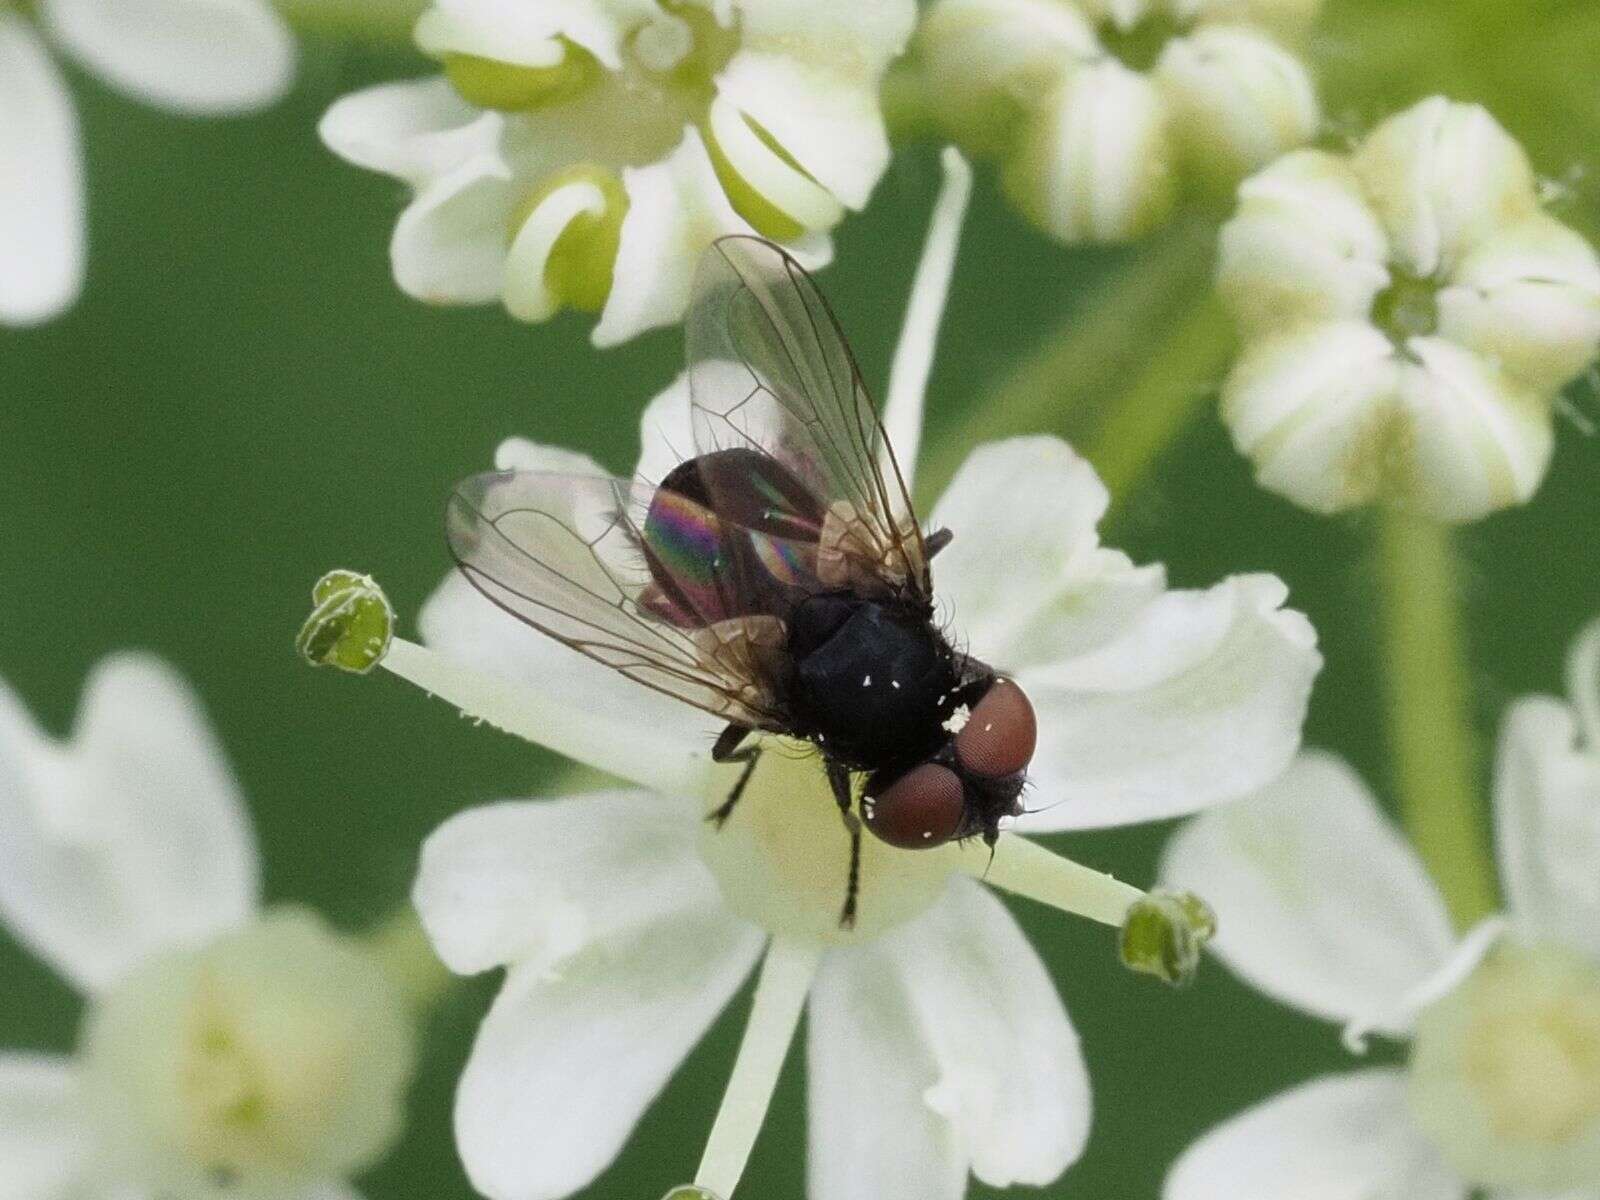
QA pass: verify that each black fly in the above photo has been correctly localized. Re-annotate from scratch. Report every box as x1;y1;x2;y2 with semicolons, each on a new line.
445;237;1038;927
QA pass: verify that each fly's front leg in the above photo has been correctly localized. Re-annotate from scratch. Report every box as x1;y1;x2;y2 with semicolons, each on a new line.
708;723;760;829
826;760;863;929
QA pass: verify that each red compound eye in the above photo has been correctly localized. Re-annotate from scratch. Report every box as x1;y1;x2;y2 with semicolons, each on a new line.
863;763;964;850
954;680;1037;779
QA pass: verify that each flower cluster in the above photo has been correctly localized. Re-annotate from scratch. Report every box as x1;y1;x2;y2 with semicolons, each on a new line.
1217;97;1600;522
1162;619;1600;1198
0;655;418;1200
320;0;915;344
914;0;1322;242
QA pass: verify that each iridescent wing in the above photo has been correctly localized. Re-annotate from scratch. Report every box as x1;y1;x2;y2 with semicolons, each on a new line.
685;236;933;606
446;469;802;729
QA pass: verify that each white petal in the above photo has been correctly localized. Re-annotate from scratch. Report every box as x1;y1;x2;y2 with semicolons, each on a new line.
0;655;259;993
592;129;832;348
634;370;697;489
501;176;608;322
1220;319;1402;515
1160;751;1457;1030
413;0;649;70
1217;149;1391;339
1156;25;1319;185
808;879;1088;1199
319;77;494;189
930;437;1166;668
1017;573;1319;831
1493;696;1600;960
294;1184;366;1200
418;570;720;783
715;46;893;213
1352;96;1538;277
1009;61;1177;243
1396;337;1553;522
1437;214;1600;395
414;789;710;976
452;892;763;1200
0;16;84;328
390;151;518;305
0;1055;92;1200
1164;1070;1466;1200
43;0;293;115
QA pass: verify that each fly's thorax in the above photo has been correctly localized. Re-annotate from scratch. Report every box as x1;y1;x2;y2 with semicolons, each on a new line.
697;739;968;945
784;594;963;771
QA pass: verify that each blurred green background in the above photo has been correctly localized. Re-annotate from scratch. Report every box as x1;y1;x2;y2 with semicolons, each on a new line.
3;11;1599;1199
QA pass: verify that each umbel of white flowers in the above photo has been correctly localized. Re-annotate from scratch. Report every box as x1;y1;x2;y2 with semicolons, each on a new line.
0;0;294;326
319;0;915;346
0;654;417;1200
1162;616;1600;1199
915;0;1322;243
302;149;1323;1200
1217;95;1600;523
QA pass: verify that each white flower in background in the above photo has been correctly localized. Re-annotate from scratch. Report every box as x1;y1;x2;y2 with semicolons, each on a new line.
0;654;416;1200
0;0;294;326
317;0;914;346
915;0;1321;243
1160;616;1600;1200
1218;95;1600;523
310;152;1321;1200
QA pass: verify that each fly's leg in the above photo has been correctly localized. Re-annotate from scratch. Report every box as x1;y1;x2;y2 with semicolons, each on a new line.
826;760;863;929
708;723;759;829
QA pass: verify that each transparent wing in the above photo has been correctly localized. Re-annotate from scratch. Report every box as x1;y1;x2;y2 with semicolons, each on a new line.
446;469;793;728
686;235;933;604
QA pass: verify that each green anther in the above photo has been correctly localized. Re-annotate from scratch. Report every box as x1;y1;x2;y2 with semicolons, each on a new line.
661;1188;724;1200
510;165;629;314
1119;889;1217;987
296;570;394;675
444;41;598;112
703;117;812;242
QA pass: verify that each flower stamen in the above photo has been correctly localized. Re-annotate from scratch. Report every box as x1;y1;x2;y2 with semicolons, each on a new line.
882;147;973;495
694;938;822;1200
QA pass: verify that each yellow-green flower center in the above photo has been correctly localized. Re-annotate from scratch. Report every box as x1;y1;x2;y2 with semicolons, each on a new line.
79;909;416;1200
1373;270;1442;347
696;740;959;945
1409;941;1600;1192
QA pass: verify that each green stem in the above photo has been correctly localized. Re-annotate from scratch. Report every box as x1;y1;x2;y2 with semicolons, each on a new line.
1375;509;1499;929
915;216;1217;507
1083;296;1234;523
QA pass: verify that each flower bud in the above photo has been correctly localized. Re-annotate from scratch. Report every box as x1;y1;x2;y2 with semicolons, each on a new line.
1155;24;1318;188
1005;61;1178;244
297;570;394;674
1120;889;1217;987
916;0;1096;154
1408;941;1600;1192
661;1188;725;1200
79;908;417;1199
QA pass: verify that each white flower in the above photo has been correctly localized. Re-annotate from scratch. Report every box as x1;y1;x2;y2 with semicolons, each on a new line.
916;0;1321;243
0;653;416;1200
1160;616;1600;1200
317;0;914;346
1218;96;1600;522
344;151;1321;1200
0;0;294;326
